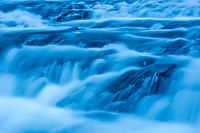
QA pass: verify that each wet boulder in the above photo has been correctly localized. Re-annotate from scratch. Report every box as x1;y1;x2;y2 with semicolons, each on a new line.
55;10;91;22
104;63;177;112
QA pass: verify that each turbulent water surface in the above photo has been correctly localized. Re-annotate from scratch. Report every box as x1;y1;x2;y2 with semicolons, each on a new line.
1;0;200;132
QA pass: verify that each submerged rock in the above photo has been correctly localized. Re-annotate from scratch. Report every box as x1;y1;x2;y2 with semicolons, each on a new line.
0;36;20;51
54;10;91;22
104;63;177;112
0;1;92;22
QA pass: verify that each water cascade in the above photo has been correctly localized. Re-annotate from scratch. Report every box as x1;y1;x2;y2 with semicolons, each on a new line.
0;0;200;132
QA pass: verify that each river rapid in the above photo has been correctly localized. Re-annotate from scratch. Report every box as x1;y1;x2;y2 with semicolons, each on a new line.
0;0;200;132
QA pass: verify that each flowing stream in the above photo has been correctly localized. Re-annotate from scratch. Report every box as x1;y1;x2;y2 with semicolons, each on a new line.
1;0;200;132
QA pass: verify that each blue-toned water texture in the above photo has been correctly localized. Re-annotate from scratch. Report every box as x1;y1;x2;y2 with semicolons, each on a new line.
0;0;200;132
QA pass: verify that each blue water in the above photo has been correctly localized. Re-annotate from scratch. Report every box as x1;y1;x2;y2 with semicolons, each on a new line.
0;0;200;132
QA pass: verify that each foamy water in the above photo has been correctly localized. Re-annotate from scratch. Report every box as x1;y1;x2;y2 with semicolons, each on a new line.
0;0;200;132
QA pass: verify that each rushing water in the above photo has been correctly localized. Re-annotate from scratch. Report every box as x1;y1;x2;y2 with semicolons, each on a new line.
1;0;200;132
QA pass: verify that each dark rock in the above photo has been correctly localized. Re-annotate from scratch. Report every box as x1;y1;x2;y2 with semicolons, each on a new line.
164;39;188;54
103;63;177;112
